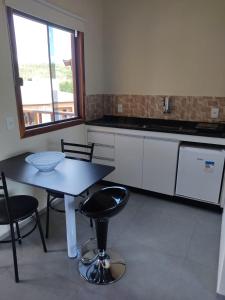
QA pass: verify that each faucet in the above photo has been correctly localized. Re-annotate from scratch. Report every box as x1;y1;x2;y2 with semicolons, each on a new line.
162;96;171;113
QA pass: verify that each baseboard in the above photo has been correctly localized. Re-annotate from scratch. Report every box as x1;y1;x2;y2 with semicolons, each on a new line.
101;180;223;213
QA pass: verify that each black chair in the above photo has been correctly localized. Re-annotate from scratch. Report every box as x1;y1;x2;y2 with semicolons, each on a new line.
79;186;129;285
45;140;95;238
0;172;47;283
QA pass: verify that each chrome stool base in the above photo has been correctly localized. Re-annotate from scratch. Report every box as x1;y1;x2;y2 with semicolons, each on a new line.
79;250;126;285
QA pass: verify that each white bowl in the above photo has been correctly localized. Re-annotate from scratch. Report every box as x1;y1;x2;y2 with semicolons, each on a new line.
25;152;65;172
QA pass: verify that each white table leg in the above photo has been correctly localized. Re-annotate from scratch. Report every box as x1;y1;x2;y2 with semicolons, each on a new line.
64;194;77;258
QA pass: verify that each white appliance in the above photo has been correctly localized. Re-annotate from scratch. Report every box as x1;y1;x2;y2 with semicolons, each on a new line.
176;144;225;204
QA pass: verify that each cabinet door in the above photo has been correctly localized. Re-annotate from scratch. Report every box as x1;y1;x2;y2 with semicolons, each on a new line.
115;134;143;188
142;137;179;195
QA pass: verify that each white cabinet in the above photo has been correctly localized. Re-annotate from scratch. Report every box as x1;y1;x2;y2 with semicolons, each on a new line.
87;130;116;181
114;134;143;188
87;127;179;195
88;131;115;146
142;137;179;195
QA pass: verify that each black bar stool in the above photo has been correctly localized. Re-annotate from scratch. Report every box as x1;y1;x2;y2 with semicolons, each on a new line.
79;186;129;284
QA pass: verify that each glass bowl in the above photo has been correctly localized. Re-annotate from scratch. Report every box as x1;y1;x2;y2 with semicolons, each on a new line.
25;151;65;172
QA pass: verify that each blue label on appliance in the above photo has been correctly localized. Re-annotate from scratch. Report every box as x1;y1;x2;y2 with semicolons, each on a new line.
205;161;215;168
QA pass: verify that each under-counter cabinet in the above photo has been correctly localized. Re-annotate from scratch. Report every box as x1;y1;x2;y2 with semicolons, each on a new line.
114;134;143;188
87;130;116;182
142;137;179;195
87;129;179;192
87;126;225;207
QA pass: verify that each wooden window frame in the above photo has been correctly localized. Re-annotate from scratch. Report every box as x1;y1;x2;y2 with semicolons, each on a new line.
7;7;85;138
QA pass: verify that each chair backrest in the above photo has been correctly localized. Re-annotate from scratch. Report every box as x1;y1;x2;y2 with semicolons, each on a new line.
61;139;94;162
0;174;7;198
0;172;12;222
0;183;4;198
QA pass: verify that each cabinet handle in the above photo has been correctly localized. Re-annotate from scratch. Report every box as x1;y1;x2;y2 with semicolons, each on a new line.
144;136;179;143
117;133;143;138
93;156;115;162
88;142;114;148
88;130;114;136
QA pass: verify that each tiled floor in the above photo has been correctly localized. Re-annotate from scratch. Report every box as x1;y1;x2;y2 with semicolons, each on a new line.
0;187;224;300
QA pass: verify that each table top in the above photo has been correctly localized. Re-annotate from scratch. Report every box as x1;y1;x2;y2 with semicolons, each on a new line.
0;153;115;196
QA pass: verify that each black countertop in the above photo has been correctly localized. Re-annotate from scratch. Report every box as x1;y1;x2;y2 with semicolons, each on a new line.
86;116;225;138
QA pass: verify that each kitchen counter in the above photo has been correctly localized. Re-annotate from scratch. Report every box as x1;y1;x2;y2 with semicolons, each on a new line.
86;116;225;138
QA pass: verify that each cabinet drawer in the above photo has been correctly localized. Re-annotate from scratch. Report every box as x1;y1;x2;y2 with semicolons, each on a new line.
92;158;115;166
93;145;115;160
92;158;115;182
88;131;115;146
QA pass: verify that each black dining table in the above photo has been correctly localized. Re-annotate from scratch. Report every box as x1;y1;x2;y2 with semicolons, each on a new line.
0;153;114;258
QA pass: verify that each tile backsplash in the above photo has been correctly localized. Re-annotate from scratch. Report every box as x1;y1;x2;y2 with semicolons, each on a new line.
85;94;105;121
85;94;225;123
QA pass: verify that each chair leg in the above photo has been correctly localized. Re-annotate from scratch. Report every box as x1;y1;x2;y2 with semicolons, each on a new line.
45;193;50;239
15;222;22;245
35;210;47;253
9;222;19;283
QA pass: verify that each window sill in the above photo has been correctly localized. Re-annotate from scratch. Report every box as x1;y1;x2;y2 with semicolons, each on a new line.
21;118;85;138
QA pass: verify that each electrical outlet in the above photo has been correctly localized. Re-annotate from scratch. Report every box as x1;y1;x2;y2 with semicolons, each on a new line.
211;107;219;119
118;104;123;113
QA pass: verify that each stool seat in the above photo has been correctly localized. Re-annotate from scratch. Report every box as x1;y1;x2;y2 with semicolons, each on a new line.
80;186;128;219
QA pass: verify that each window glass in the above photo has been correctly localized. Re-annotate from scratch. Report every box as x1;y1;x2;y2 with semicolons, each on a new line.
12;12;79;129
48;27;77;122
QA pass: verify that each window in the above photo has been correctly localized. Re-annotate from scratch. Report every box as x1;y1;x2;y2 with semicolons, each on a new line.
7;7;85;138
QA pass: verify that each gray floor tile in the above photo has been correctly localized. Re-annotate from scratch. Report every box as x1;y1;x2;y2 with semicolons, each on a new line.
186;216;221;268
0;187;223;300
182;258;218;294
117;200;196;258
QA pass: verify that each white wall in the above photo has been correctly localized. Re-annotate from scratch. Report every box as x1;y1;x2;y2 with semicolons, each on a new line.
0;0;103;235
102;0;225;97
46;0;104;95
